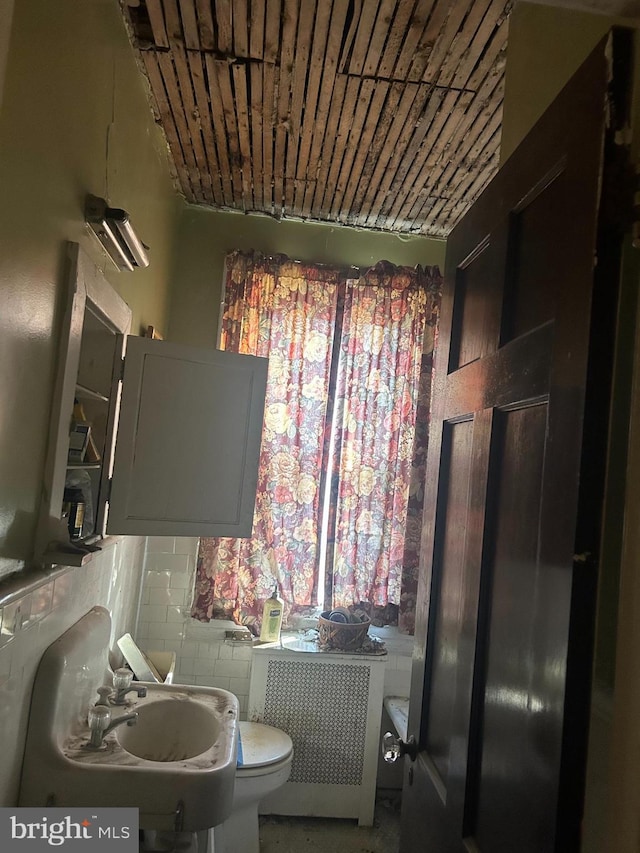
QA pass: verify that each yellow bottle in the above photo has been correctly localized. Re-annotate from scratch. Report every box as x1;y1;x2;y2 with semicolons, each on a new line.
259;585;283;643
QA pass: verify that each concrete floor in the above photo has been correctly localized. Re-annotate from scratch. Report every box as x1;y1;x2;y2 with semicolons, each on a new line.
258;791;401;853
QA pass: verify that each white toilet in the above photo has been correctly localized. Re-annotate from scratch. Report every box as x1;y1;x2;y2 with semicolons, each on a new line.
213;721;293;853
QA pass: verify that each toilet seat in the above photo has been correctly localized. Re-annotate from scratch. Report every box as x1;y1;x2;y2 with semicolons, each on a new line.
237;721;293;778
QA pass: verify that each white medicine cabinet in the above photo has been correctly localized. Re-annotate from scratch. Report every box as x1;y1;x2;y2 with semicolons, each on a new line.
35;242;268;567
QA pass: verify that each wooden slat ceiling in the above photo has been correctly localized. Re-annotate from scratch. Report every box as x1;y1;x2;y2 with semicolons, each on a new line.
123;0;512;237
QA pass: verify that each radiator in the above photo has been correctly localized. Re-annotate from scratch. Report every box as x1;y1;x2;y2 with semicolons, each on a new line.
248;643;386;826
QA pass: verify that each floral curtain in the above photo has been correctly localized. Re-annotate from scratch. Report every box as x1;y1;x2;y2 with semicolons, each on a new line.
192;252;342;631
325;262;435;610
398;348;436;634
192;251;441;634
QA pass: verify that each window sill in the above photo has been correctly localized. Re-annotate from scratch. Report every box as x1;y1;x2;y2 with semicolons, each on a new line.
186;616;239;641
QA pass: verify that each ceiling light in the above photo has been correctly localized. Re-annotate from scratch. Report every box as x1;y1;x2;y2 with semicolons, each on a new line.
85;194;149;271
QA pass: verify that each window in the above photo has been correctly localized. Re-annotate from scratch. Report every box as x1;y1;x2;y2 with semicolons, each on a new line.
192;252;441;633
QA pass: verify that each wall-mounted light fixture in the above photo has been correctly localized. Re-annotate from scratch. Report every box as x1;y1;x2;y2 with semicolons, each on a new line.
85;194;149;271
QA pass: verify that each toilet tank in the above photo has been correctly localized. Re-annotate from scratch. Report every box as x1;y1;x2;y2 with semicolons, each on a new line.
248;643;386;826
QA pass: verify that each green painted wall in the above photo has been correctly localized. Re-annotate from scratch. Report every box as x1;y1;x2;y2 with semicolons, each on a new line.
167;206;446;349
501;2;639;162
0;0;180;575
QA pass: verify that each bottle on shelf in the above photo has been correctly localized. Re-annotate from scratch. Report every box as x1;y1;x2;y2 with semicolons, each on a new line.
259;584;284;643
63;487;85;540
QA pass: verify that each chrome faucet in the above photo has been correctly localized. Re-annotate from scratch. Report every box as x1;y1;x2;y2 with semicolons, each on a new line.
111;668;147;705
87;704;138;748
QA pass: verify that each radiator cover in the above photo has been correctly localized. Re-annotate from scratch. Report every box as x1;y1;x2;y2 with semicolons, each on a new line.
249;646;386;826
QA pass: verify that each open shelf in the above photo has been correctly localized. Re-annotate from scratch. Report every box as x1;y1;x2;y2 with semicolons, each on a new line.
75;383;109;403
66;462;102;470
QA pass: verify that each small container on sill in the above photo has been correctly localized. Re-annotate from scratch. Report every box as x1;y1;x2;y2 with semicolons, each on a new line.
63;488;85;540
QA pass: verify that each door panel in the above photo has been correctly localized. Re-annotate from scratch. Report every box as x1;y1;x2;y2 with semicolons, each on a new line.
426;418;474;785
450;245;493;370
475;403;554;853
400;31;632;853
502;166;566;343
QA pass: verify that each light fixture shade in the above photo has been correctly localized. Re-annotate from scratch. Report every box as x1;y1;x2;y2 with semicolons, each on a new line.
85;195;150;271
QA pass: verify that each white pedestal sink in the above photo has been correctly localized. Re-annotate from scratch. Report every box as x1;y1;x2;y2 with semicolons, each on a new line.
19;607;238;832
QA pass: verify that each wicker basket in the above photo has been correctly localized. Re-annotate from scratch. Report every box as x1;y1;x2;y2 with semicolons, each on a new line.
317;612;371;651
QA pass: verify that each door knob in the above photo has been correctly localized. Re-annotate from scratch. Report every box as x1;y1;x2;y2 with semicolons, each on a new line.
382;731;418;762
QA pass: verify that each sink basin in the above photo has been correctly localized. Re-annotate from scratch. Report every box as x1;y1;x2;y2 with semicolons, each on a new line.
18;607;239;831
117;696;221;761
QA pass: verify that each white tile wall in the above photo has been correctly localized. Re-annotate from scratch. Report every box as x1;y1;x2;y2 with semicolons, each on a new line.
0;535;146;806
136;537;414;722
370;625;413;698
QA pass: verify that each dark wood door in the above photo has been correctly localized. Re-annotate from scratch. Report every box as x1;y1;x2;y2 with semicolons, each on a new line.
400;31;632;853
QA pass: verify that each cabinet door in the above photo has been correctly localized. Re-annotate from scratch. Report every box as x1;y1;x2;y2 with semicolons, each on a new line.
107;336;268;537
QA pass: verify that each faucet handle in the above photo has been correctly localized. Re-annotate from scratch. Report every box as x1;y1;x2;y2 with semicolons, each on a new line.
88;704;111;735
113;668;133;691
95;686;112;706
111;667;147;704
